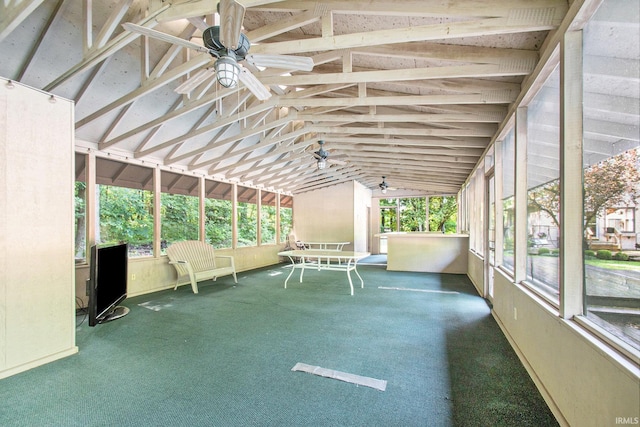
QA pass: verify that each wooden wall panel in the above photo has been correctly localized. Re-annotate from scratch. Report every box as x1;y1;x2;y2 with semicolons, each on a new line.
0;79;77;379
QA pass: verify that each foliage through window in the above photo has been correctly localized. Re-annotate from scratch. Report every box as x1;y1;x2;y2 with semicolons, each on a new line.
74;181;86;261
380;197;457;233
428;196;457;233
205;180;232;249
279;195;293;243
161;171;199;252
261;191;277;245
99;185;154;257
91;158;155;257
237;186;257;247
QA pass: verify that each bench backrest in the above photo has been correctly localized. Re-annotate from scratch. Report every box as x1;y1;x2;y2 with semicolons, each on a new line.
166;240;217;274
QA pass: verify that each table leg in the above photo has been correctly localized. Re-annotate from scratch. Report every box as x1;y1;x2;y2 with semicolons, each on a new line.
346;268;354;296
299;256;306;283
353;261;364;288
284;256;295;288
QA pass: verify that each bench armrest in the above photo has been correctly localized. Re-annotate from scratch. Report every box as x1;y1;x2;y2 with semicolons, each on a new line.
169;260;195;275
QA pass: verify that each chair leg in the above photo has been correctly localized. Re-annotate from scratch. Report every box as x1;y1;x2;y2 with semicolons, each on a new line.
190;279;199;294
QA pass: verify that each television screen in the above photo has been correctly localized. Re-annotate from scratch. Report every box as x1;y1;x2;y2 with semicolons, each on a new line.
88;243;129;327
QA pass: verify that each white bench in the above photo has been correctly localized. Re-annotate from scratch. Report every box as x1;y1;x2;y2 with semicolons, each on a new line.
166;240;237;294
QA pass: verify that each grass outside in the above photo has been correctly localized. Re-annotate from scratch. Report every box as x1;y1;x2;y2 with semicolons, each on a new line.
585;258;640;271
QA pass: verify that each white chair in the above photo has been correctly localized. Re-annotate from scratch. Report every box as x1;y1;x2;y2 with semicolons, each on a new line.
287;234;308;250
166;240;237;294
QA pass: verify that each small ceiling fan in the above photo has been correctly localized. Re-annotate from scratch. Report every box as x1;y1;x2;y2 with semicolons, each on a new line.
122;0;314;100
379;176;397;194
313;140;347;170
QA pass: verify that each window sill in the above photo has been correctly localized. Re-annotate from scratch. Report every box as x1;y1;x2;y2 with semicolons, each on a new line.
572;315;640;374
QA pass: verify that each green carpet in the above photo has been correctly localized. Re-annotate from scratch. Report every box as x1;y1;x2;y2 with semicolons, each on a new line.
0;264;558;427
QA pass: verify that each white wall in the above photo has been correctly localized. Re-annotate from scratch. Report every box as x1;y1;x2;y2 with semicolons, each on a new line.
352;181;372;252
386;234;469;274
293;181;359;251
0;79;78;379
492;269;640;426
75;245;283;305
467;251;484;295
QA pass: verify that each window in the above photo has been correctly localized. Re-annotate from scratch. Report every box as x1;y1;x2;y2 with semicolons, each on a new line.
501;130;516;272
427;196;457;233
461;183;470;233
279;195;293;243
96;158;154;257
400;198;427;231
604;207;635;233
74;181;87;261
261;191;277;245
205;180;233;249
380;198;399;232
471;168;485;254
582;0;640;350
74;153;88;261
380;197;457;233
161;171;199;251
525;65;560;301
237;185;257;247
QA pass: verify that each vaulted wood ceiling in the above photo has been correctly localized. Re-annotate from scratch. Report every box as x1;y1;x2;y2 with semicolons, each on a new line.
1;0;571;195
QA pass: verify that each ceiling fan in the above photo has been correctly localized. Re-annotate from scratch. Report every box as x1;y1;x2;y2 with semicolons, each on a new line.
313;140;347;170
379;176;397;194
122;0;314;101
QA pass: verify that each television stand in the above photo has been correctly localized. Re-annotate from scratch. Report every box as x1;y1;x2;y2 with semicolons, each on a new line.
99;306;130;324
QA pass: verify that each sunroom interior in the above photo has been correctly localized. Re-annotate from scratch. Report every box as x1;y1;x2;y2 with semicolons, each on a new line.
0;0;639;426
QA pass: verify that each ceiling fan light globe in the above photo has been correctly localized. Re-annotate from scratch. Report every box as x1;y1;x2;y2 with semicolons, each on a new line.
317;158;327;170
381;187;387;194
216;56;240;88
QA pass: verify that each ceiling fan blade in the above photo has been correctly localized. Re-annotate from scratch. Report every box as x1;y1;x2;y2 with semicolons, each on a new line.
122;23;210;54
238;67;271;100
175;67;215;94
245;54;314;71
218;0;246;50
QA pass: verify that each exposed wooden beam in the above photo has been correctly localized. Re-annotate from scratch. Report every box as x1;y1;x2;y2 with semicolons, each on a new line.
250;17;560;55
262;63;533;86
309;124;497;138
77;54;211;129
44;5;171;91
251;0;568;18
297;113;504;123
0;0;47;42
279;92;517;108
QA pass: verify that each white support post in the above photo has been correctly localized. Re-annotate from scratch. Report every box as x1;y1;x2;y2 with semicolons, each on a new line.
199;176;206;242
153;167;161;256
514;107;528;285
232;183;238;249
560;29;584;319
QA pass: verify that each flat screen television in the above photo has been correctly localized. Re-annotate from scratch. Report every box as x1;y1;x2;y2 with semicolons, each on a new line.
88;243;129;327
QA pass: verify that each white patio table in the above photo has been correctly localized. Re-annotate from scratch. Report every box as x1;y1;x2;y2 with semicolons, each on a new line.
277;250;370;295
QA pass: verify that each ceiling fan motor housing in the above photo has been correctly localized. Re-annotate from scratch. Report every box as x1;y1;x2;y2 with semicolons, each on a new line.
203;26;250;59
